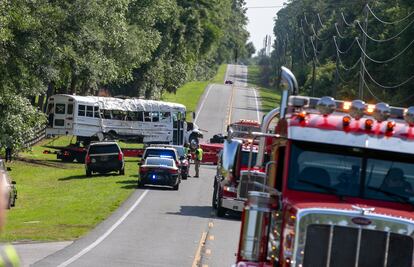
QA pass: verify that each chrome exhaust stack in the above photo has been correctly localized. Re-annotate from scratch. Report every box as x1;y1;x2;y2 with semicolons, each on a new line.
256;66;298;167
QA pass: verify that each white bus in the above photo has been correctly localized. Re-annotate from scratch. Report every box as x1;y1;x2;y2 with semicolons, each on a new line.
45;94;203;145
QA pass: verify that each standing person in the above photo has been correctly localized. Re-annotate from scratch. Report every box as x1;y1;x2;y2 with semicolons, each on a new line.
183;143;191;177
0;164;20;266
194;145;203;178
5;146;12;163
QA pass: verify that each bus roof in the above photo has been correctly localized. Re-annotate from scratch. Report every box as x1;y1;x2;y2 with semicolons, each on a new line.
51;94;186;112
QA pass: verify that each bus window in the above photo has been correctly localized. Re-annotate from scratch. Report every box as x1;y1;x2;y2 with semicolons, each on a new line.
103;110;112;119
172;112;178;122
151;111;160;122
78;105;86;116
86;106;94;117
112;110;126;120
68;104;73;115
160;112;171;123
55;104;66;114
94;106;100;118
144;112;151;122
126;111;136;121
136;112;144;122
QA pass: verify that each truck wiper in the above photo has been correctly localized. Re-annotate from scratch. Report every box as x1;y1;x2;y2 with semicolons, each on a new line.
367;186;414;206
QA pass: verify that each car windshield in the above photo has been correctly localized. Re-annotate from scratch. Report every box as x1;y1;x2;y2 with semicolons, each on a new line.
145;149;175;159
288;141;414;204
89;144;119;154
145;158;174;167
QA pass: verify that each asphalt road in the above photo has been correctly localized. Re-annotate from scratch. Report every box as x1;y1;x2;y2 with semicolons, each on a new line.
32;64;262;267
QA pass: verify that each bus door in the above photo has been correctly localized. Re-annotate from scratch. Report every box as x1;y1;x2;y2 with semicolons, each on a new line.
173;111;185;145
52;101;74;130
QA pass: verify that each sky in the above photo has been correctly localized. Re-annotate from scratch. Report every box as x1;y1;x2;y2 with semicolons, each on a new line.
245;0;285;55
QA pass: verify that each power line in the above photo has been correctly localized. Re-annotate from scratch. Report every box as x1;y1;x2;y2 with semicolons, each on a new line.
367;4;414;25
356;19;414;43
361;60;414;89
333;36;356;54
355;37;414;64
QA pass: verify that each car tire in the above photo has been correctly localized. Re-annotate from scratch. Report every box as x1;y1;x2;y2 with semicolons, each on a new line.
216;194;226;217
137;180;144;188
173;182;179;191
86;169;92;177
182;174;188;180
119;168;125;175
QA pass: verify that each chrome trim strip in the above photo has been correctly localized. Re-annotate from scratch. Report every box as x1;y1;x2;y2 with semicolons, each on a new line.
354;227;362;267
326;225;334;267
384;231;390;267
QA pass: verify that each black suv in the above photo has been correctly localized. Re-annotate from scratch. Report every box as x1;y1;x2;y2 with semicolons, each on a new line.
85;142;125;176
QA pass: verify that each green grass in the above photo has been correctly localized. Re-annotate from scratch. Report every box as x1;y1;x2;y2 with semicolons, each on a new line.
248;65;281;113
2;138;137;241
162;64;227;121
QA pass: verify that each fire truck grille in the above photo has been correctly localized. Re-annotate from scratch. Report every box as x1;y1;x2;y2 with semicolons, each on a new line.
238;173;266;199
303;224;413;267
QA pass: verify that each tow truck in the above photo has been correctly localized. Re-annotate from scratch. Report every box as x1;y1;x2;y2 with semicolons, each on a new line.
233;67;414;267
211;120;266;217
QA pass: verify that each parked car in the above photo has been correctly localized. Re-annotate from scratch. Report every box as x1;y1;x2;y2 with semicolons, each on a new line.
85;142;125;176
0;159;17;209
224;80;234;85
138;157;181;190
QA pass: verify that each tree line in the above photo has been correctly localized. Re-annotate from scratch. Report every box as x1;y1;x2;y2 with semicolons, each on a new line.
0;0;253;149
259;0;413;106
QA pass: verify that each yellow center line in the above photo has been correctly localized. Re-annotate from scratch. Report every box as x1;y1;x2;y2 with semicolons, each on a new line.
192;232;208;267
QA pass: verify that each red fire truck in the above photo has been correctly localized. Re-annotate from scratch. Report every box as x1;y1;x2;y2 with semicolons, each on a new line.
233;67;414;267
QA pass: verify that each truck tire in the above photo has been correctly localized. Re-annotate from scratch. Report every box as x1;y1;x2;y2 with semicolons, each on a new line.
137;180;144;188
216;195;226;217
119;168;125;175
62;154;75;163
86;169;92;177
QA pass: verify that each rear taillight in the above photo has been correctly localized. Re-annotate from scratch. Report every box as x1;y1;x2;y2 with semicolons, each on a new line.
223;185;237;198
86;155;91;164
168;169;178;174
118;152;123;161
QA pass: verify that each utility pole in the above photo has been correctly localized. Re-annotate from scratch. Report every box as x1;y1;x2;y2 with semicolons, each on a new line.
358;3;369;100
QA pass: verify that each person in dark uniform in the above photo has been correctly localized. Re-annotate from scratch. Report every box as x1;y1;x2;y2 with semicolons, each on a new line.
5;146;12;163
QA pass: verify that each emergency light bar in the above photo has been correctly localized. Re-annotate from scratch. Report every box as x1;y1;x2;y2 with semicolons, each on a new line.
288;95;408;121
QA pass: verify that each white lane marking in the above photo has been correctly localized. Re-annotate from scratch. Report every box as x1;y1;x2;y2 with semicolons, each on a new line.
57;190;149;267
252;88;261;122
194;85;212;124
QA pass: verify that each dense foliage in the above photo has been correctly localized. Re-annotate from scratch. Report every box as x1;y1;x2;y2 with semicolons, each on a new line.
264;0;414;106
0;0;252;148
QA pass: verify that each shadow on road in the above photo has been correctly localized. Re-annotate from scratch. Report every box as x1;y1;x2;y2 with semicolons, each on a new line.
166;205;241;221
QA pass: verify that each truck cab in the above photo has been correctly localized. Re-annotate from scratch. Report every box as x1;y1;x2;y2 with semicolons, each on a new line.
234;67;414;267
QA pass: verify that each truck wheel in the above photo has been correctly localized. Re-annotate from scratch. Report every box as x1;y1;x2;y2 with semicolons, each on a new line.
216;195;226;217
62;155;75;163
76;155;85;163
137;179;144;188
86;169;92;177
119;168;125;175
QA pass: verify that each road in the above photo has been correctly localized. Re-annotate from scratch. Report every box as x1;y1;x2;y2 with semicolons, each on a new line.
32;64;262;267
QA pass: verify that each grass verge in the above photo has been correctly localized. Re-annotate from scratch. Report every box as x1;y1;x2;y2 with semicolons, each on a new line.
248;65;281;113
162;64;227;121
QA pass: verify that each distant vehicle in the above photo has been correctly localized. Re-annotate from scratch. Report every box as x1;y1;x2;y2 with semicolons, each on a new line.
0;159;17;209
141;147;179;165
224;80;234;85
138;157;181;190
85;142;125;176
46;94;203;146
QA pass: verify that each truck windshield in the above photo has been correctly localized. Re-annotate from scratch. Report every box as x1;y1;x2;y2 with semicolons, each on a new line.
288;141;414;204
